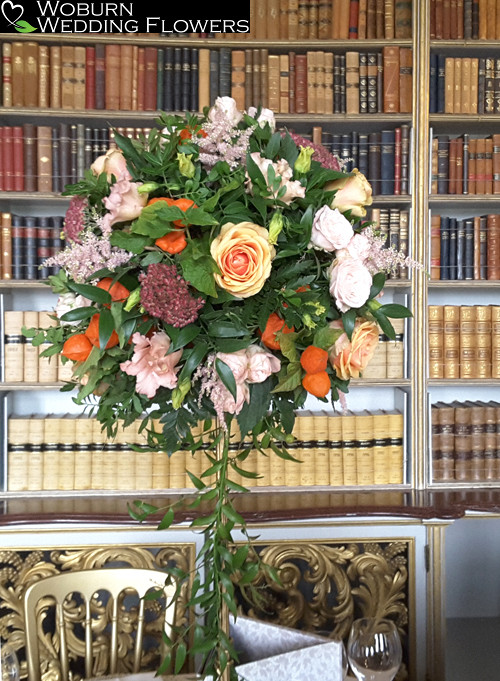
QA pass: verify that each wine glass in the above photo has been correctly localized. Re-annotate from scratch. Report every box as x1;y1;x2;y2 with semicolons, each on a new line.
347;617;402;681
0;642;20;681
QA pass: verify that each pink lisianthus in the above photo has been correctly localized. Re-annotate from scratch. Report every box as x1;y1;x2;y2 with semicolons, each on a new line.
329;256;373;313
246;345;281;383
310;205;354;252
91;148;131;181
221;382;250;415
216;350;249;383
246;152;306;205
101;178;148;232
120;331;182;399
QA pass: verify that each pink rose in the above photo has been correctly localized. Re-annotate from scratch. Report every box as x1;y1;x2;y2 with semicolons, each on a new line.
246;344;281;383
246;152;306;205
310;206;354;252
91;148;131;181
329;257;373;312
102;178;148;231
120;331;182;399
221;382;250;415
216;350;249;383
326;169;373;218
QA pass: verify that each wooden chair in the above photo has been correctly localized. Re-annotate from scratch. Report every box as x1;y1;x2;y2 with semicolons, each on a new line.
23;567;178;681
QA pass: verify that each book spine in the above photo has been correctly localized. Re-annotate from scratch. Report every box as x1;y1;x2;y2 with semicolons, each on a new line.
428;304;444;379
487;213;500;279
443;305;460;378
382;45;400;113
460;305;477;379
431;213;441;280
105;44;120;110
85;46;95;110
2;43;12;108
380;128;395;195
37;126;53;193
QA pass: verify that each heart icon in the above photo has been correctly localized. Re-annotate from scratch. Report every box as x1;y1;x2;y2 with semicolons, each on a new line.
1;0;24;26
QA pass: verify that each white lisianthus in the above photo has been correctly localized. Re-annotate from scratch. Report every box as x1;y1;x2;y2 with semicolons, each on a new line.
247;106;276;131
208;96;244;126
54;292;91;326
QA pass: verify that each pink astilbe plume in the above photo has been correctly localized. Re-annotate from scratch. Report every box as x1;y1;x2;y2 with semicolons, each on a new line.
199;107;253;169
287;132;343;171
139;263;204;328
348;226;424;276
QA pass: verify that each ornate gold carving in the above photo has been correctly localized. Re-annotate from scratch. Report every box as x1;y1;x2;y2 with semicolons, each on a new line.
0;544;195;680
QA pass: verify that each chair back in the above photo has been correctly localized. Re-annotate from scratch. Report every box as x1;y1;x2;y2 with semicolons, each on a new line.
24;567;177;681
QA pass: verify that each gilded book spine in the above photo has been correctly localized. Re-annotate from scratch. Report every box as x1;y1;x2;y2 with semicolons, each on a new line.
43;416;60;490
7;417;30;491
328;415;344;486
313;411;330;486
443;305;460;379
459;305;477;378
428;305;444;379
476;305;492;378
74;416;93;491
4;310;24;382
355;411;374;486
341;412;358;486
388;411;405;484
27;416;44;491
58;416;76;491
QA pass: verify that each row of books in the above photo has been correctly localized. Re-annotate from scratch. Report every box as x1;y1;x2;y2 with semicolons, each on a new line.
429;55;500;115
430;214;500;281
309;125;411;195
431;400;500;483
0;124;154;194
1;42;413;116
358;317;406;379
430;134;500;196
367;208;410;279
428;305;500;380
0;214;63;281
430;0;500;40
6;410;405;492
249;0;412;40
2;311;73;384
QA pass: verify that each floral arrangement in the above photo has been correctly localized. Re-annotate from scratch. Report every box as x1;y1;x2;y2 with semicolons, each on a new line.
25;96;415;680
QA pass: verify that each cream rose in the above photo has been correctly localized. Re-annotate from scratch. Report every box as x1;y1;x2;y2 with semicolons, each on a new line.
310;205;354;252
91;148;130;181
329;257;372;312
208;96;243;126
329;319;379;380
326;168;373;218
211;222;275;298
247;106;276;131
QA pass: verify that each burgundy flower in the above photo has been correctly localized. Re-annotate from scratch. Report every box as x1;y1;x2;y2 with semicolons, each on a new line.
139;263;204;328
63;196;87;243
287;132;342;171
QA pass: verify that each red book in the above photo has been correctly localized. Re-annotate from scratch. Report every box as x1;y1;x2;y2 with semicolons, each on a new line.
349;0;359;37
143;47;158;111
85;46;95;110
12;126;23;192
137;47;145;111
2;127;14;192
394;126;402;195
294;54;307;114
0;128;4;191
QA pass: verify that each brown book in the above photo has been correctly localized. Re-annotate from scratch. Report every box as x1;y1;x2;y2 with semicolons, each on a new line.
382;45;400;113
492;133;500;194
119;44;134;111
487;214;500;279
38;44;50;109
279;0;289;38
244;48;254;109
358;0;368;37
470;57;479;114
267;0;281;37
484;136;493;194
260;48;269;108
2;127;14;192
73;45;86;110
461;57;472;114
337;0;351;38
1;212;12;280
468;137;477;194
450;0;458;37
279;53;290;114
297;0;309;38
267;54;280;112
375;0;385;37
231;50;246;112
478;0;487;38
455;135;464;194
428;305;444;379
324;51;334;114
288;0;299;38
295;54;306;114
430;213;441;280
143;47;157;111
2;42;12;108
466;401;486;481
399;47;412;113
394;0;412;37
305;51;317;114
85;46;95;110
61;44;75;110
11;42;24;107
345;51;360;114
198;49;211;111
459;305;477;379
432;402;455;482
105;44;120;110
314;51;325;114
443;306;460;379
318;0;331;37
453;401;472;482
384;0;394;37
443;0;451;38
480;401;497;480
95;43;105;110
49;45;61;109
475;137;487;194
449;137;457;195
491;307;500;378
37;126;53;193
255;0;267;38
476;305;492;378
366;0;376;37
251;49;261;107
308;0;319;37
473;215;482;279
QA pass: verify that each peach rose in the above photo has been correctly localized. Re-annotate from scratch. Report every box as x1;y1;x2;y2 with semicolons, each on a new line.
91;148;130;181
326;168;373;218
211;222;275;298
329;257;372;313
329;319;379;380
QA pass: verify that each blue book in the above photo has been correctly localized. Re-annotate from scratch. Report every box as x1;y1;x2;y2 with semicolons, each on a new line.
163;47;174;112
440;216;450;280
380;129;395;195
437;54;446;113
448;217;457;280
429;52;438;114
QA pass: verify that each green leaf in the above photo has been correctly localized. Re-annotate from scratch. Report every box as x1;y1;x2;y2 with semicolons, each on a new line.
178;342;209;383
369;271;386;299
98;307;115;350
313;325;343;350
109;230;151;254
68;283;112;305
237;379;272;436
271;362;302;393
341;309;357;340
378;303;413;319
164;324;201;352
215;358;237;400
14;19;37;32
179;253;216;297
221;503;244;526
157;507;174;530
174;642;187;674
371;309;397;340
59;307;95;323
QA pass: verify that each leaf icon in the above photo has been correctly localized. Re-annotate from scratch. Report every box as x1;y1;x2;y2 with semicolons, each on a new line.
14;19;37;32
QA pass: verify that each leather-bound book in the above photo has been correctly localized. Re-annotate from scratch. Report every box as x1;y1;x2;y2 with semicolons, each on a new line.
384;0;394;38
459;305;478;378
494;58;500;114
366;0;376;37
327;415;343;487
250;49;260;108
394;0;412;37
198;48;210;112
162;46;173;111
475;137;486;194
181;47;191;111
453;401;472;481
456;218;466;280
428;304;444;379
473;215;481;280
358;133;369;177
366;51;378;114
333;54;341;113
431;213;441;280
429;52;438;113
104;44;120;110
461;57;471;114
24;216;37;279
61;45;75;110
94;44;105;110
448;137;457;195
484;136;493;193
190;48;199;112
462;133;470;194
85;46;95;110
51;127;61;194
491;307;500;378
279;0;289;38
388;411;404;484
453;57;462;113
354;410;374;486
1;212;12;280
209;49;220;106
144;47;158;111
468;137;477;195
431;137;438;194
2;42;12;108
368;131;381;195
436;135;449;195
74;417;93;491
439;215;450;280
484;57;495;113
172;49;182;110
476;305;492;378
244;49;254;110
341;411;358;486
83;126;93;170
267;54;280;113
311;411;329;486
375;0;384;37
297;0;308;38
442;0;451;38
464;0;473;37
10;214;24;280
480;401;497;480
470;57;479;114
11;42;24;107
294;53;307;114
487;213;500;279
279;53;290;114
288;0;299;39
49;45;61;109
308;0;319;38
219;47;232;98
464;218;475;280
231;50;246;112
345;51;360;114
358;0;367;37
37;126;53;193
454;135;463;194
478;214;488;279
137;47;145;111
58;123;71;188
319;0;332;38
119;43;134;111
371;411;389;484
338;0;351;38
255;0;267;38
38;44;49;109
399;123;410;194
444;57;455;113
22;123;36;193
443;305;460;378
467;400;486;481
432;402;454;482
23;42;38;108
492;134;500;194
73;46;86;110
380;129;395;195
359;52;368;114
448;217;457;279
399;47;412;113
69;124;78;183
2;127;14;192
37;219;51;280
436;53;446;112
382;45;400;113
